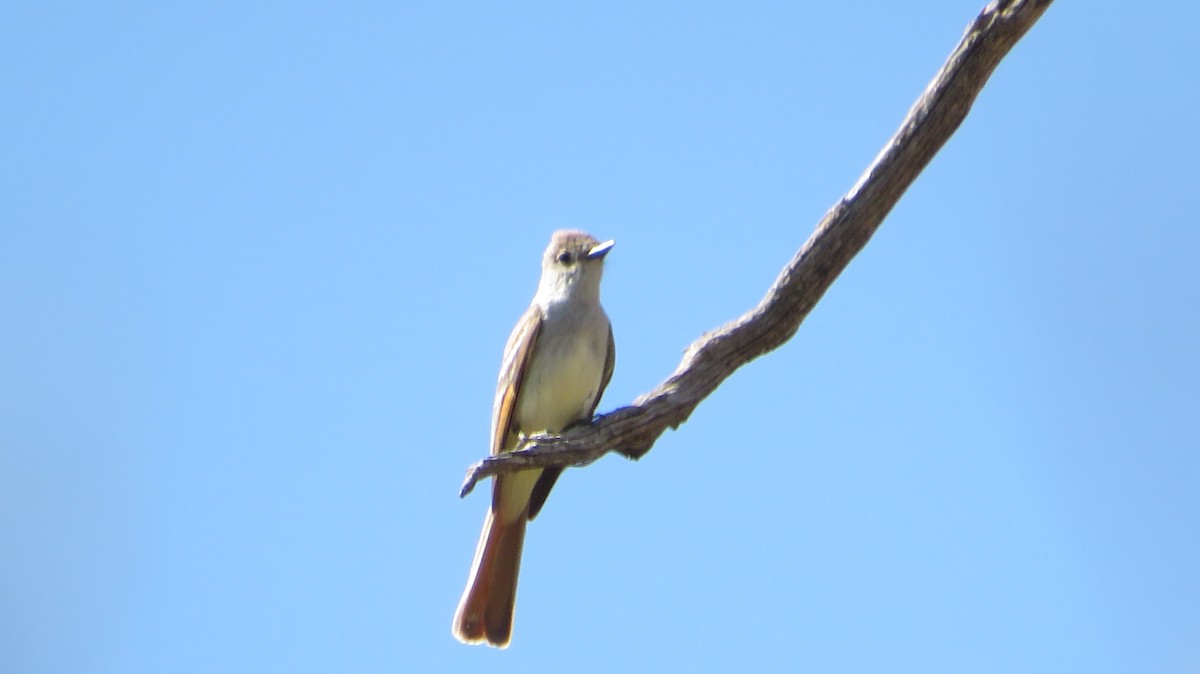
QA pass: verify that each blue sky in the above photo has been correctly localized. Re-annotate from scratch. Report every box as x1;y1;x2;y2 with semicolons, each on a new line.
2;1;1198;672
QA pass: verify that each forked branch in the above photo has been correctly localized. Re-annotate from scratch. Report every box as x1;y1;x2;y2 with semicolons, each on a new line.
461;0;1054;498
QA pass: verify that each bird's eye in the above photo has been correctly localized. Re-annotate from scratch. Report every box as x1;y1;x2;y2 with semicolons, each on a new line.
557;251;573;264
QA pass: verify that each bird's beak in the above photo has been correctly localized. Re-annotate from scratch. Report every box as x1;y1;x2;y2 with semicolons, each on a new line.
587;239;615;260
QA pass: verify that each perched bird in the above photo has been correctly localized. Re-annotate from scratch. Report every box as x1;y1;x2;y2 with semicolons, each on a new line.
453;230;616;648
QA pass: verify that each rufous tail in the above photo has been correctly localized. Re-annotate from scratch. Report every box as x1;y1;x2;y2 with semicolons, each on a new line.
452;509;526;648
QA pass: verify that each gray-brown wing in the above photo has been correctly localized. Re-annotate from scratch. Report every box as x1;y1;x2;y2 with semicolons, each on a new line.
590;323;616;417
490;306;542;512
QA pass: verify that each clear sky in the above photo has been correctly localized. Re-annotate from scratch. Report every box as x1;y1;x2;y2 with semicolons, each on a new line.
2;1;1198;672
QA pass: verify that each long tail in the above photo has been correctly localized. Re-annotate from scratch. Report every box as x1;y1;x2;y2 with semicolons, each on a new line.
452;508;527;648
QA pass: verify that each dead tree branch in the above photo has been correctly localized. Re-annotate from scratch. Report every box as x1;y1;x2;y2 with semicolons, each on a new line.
461;0;1053;498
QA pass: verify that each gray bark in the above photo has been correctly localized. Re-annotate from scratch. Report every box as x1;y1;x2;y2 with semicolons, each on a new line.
461;0;1055;498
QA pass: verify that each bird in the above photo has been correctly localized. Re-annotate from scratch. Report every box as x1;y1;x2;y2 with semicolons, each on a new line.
452;230;616;648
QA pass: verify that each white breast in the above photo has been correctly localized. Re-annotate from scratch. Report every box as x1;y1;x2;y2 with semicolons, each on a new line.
514;309;606;435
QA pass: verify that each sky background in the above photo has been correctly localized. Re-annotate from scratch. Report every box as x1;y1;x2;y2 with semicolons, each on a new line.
2;1;1198;672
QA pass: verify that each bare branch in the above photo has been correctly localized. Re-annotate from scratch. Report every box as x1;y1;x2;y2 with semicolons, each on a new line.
461;0;1054;499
